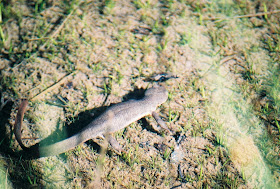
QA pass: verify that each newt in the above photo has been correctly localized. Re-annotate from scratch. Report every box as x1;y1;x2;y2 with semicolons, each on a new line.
14;85;169;157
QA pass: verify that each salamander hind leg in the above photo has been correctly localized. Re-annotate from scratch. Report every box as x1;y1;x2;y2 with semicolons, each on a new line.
107;134;125;154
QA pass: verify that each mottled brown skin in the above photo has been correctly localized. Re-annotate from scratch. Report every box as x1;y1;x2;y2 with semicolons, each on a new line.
14;86;169;157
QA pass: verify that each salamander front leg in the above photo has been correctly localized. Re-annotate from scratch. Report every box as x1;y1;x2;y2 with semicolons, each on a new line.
152;111;172;133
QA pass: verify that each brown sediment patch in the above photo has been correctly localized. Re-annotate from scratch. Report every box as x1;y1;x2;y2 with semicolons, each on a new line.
229;136;260;169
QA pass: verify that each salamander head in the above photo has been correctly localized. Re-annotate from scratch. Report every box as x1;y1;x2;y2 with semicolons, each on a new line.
144;86;168;105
